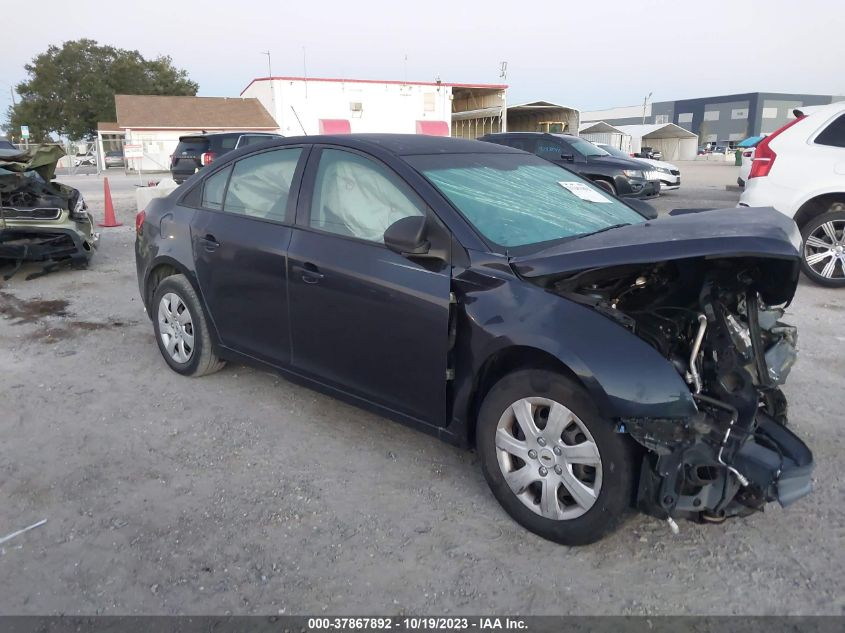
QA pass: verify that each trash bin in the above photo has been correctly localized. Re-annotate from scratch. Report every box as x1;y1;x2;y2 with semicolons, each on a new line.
735;148;743;166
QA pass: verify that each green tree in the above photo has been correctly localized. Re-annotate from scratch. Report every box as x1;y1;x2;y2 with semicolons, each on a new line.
5;39;198;141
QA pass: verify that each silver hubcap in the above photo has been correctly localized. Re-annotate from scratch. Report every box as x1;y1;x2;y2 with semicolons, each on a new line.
495;397;602;520
158;293;195;363
804;219;845;279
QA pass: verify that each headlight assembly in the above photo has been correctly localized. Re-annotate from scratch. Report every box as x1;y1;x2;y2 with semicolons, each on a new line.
622;170;644;179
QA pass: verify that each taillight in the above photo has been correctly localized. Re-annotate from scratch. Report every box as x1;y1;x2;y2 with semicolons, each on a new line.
201;151;216;166
135;209;146;233
748;117;804;179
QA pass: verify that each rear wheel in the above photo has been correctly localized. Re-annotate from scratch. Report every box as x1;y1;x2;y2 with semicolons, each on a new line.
800;207;845;287
592;179;616;196
152;274;225;376
478;369;635;545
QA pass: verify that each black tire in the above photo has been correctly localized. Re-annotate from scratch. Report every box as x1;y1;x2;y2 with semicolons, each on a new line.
592;179;616;196
478;369;635;545
151;274;225;376
800;207;845;288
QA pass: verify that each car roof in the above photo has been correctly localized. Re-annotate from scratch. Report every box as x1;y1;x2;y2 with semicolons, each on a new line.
793;101;845;118
254;134;524;156
483;132;579;141
178;131;278;141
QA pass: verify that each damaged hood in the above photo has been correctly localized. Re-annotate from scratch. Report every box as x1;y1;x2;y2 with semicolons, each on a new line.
511;207;802;278
0;144;65;193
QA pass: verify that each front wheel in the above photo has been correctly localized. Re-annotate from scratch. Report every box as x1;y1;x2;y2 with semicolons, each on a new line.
800;207;845;287
478;369;635;545
592;179;616;196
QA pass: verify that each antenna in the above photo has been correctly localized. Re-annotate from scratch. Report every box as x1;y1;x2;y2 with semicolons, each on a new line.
260;51;272;77
303;46;309;98
499;61;508;80
404;54;408;84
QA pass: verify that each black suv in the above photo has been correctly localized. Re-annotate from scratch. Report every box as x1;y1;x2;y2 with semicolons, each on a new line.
480;133;659;199
635;146;663;160
170;132;282;183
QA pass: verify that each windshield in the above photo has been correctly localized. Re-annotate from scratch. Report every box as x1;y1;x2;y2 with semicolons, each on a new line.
406;152;645;251
597;144;631;159
568;137;609;157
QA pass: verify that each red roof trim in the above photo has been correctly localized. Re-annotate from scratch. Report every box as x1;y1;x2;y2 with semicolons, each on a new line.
241;76;508;96
105;126;278;132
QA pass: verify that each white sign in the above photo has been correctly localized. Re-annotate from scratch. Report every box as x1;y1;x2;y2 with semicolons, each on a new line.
123;144;143;159
20;125;29;139
558;181;612;203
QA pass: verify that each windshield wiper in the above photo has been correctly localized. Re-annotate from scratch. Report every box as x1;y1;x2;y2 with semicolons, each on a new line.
576;223;632;239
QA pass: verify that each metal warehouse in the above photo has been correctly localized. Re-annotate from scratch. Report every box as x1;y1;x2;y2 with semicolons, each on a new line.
582;91;845;148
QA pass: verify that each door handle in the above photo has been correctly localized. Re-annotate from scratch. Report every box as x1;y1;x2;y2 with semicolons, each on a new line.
295;262;324;284
199;233;220;252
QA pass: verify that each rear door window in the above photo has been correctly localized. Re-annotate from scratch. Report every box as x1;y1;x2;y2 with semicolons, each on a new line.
505;137;537;153
815;114;845;148
201;166;232;210
223;148;302;222
208;135;239;153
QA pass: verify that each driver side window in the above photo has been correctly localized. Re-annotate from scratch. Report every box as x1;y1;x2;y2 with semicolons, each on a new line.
310;148;424;243
535;140;563;158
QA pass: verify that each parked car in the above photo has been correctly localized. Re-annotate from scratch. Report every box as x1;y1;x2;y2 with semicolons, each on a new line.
170;132;283;183
595;142;680;190
104;150;125;169
739;101;845;287
136;134;812;545
738;148;756;187
634;146;663;160
0;137;15;150
73;151;96;167
1;144;98;279
480;132;660;199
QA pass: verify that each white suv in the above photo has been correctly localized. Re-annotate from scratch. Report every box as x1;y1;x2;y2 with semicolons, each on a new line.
739;101;845;287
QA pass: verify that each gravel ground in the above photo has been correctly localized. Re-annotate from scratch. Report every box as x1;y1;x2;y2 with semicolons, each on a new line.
0;163;843;615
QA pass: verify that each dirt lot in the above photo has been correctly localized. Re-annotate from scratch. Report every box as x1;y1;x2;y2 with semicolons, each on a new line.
1;163;843;615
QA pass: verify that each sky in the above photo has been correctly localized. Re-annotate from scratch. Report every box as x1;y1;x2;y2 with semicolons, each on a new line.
2;0;843;112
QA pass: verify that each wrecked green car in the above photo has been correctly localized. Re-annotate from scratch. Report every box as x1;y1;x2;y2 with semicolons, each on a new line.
0;144;98;279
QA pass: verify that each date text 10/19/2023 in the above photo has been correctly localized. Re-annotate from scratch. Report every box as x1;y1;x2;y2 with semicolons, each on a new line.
307;617;528;630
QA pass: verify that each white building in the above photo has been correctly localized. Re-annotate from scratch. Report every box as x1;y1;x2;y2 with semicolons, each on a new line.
97;94;279;172
240;76;508;138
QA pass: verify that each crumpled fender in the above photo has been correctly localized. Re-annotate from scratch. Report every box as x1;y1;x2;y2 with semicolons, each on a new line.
456;268;697;422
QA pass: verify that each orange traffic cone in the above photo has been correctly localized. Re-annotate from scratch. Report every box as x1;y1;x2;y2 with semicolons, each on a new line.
98;177;123;227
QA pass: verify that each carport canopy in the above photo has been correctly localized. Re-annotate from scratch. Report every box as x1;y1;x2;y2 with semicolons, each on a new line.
578;120;631;152
506;101;580;135
578;121;624;135
616;123;699;160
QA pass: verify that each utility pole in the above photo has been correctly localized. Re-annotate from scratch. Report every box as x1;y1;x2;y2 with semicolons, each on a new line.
642;91;652;124
9;86;16;106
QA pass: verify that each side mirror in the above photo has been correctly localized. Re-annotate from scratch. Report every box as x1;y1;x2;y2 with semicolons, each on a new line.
625;198;658;220
560;154;575;162
384;215;430;256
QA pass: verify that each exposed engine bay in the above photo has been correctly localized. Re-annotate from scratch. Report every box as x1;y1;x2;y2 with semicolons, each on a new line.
552;256;813;524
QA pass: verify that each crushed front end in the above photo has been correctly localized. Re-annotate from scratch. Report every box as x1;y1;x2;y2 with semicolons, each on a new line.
0;145;98;280
555;254;813;524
